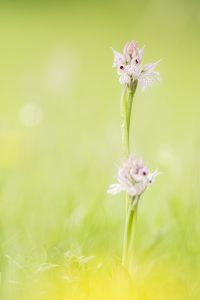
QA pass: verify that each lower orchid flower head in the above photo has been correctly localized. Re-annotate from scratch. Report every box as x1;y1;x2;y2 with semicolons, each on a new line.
112;40;160;91
107;154;158;198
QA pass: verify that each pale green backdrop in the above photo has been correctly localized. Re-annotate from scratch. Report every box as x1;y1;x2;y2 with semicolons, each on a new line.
0;0;200;298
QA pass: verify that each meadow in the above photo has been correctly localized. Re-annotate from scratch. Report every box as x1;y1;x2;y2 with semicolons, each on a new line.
0;0;200;299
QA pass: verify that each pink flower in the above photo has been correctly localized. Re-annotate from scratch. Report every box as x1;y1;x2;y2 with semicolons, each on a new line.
107;154;158;198
112;41;160;91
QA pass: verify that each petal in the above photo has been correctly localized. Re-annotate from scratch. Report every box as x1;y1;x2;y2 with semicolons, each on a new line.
127;186;138;197
139;46;145;61
123;42;129;56
119;73;130;85
111;47;122;58
112;47;126;68
127;41;138;55
147;170;159;183
138;71;160;91
107;184;122;195
143;60;161;72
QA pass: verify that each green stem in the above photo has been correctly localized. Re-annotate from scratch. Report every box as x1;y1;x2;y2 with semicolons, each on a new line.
122;198;138;269
121;80;138;270
121;80;138;158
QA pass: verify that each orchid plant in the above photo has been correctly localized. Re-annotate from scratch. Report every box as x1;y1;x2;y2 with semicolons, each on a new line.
108;40;160;271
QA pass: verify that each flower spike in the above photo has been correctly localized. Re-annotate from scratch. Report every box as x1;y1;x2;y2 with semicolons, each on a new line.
112;40;160;91
108;154;158;198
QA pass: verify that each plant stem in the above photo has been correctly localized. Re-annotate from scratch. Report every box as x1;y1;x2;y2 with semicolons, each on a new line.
121;80;138;270
122;199;138;268
121;81;137;158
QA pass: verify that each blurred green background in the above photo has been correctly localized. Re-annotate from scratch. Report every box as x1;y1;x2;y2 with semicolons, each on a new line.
0;0;200;298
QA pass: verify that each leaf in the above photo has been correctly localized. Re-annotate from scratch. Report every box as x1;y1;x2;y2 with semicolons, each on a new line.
35;262;59;273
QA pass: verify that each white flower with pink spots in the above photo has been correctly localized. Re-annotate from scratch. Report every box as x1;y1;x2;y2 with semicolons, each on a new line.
112;41;160;91
108;154;158;198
